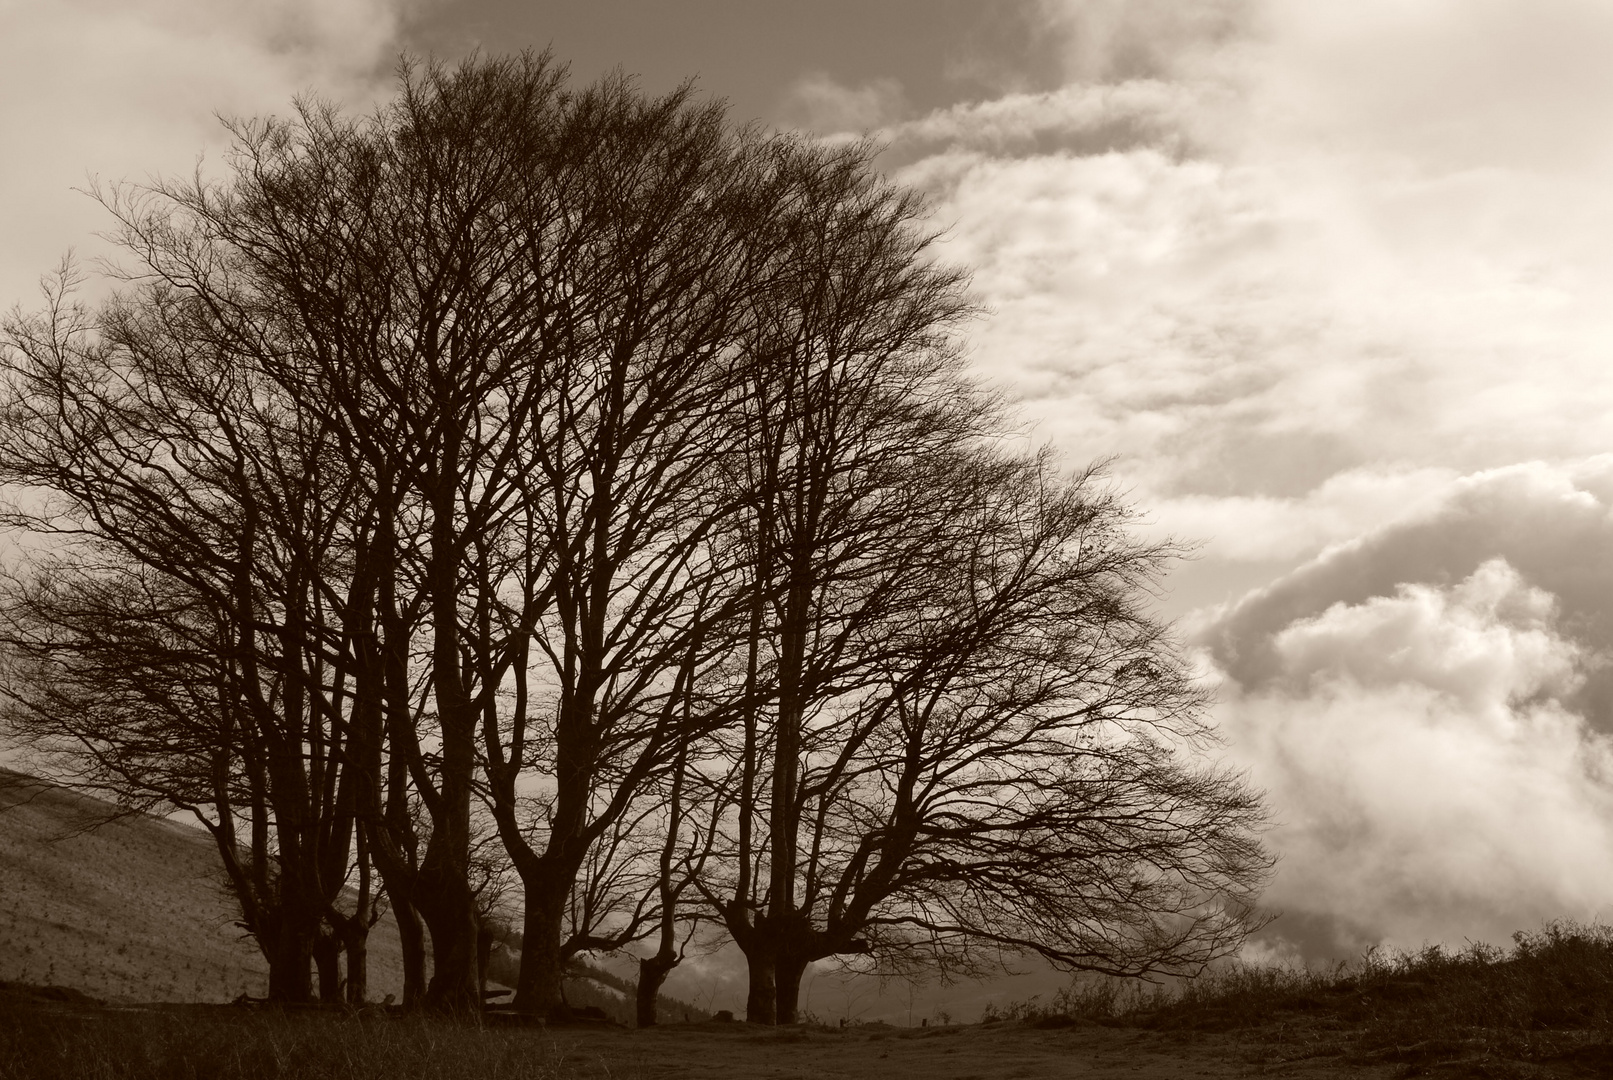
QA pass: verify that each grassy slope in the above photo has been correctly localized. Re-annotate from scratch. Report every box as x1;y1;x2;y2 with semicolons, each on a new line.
1015;923;1613;1075
0;768;406;1003
0;769;696;1017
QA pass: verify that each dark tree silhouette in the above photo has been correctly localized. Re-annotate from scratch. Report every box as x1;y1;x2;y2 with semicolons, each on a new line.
689;143;1272;1022
0;51;1270;1023
715;449;1271;1023
0;268;385;1003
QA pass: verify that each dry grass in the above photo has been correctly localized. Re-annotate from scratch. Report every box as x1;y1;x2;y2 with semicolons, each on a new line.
0;994;586;1080
992;921;1613;1075
0;989;1311;1080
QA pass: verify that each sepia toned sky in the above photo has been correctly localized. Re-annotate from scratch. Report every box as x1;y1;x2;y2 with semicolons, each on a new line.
7;0;1613;980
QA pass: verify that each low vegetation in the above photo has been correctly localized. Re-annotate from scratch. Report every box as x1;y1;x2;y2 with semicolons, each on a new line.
9;924;1613;1078
0;995;575;1080
989;921;1613;1074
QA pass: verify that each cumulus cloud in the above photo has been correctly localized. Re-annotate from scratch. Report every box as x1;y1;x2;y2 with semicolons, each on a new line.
1214;559;1613;957
879;1;1613;583
1033;0;1253;85
0;0;404;306
1196;461;1613;957
1145;465;1460;565
878;79;1205;161
1204;459;1613;721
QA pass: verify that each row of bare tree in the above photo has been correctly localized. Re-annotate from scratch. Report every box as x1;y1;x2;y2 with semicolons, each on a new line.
0;54;1270;1023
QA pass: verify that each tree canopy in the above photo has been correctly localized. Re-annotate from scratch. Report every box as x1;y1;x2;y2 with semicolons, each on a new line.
0;52;1271;1020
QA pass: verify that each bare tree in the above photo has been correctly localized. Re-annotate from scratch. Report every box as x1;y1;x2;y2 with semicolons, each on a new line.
732;449;1272;1023
0;267;386;1003
71;54;594;1012
0;51;1270;1025
701;137;992;1024
691;141;1272;1023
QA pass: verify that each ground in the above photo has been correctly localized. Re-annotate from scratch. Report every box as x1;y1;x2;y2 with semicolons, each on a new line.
545;1021;1404;1079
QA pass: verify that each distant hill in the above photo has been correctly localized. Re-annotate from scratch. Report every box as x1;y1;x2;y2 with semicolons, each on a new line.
0;767;408;1003
0;768;703;1019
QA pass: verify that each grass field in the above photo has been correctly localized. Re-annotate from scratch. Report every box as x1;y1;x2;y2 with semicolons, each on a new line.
0;986;1336;1080
7;926;1613;1079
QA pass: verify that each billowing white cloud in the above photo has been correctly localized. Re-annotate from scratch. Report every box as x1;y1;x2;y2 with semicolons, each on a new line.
1145;465;1460;565
1204;459;1613;714
1195;461;1613;957
878;3;1613;501
875;6;1613;960
847;2;1613;674
1213;559;1613;957
1033;0;1253;85
0;0;403;307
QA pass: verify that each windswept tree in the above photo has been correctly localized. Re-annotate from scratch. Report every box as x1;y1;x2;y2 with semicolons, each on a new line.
714;447;1271;1023
693;142;1272;1022
0;51;1270;1021
0;268;386;1004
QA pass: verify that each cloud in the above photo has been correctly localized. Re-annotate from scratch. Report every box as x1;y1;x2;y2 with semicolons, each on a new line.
1215;560;1613;958
1195;462;1613;957
887;0;1613;957
1252;0;1613;175
778;73;908;135
1034;0;1254;85
879;80;1205;161
0;0;404;307
1145;465;1461;564
1204;459;1613;721
877;1;1613;549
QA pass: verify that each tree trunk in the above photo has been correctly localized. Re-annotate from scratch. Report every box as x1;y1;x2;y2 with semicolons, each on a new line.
477;917;494;1002
326;902;372;1006
416;858;481;1015
636;951;678;1027
742;939;778;1024
264;916;315;1003
514;895;566;1018
774;952;810;1024
344;932;369;1006
394;895;427;1009
313;928;342;1003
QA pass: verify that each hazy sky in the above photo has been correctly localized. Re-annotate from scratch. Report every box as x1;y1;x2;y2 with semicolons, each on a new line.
7;0;1613;980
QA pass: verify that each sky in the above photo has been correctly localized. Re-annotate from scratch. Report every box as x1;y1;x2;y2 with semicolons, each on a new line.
7;0;1613;1007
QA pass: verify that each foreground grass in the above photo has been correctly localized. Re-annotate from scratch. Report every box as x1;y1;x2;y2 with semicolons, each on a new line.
998;921;1613;1074
12;924;1613;1079
0;997;587;1080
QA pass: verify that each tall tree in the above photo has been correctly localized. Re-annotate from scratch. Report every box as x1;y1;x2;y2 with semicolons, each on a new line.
728;449;1272;1023
705;138;990;1023
115;55;583;1011
698;142;1272;1022
0;268;383;1003
466;75;783;1017
0;51;1271;1023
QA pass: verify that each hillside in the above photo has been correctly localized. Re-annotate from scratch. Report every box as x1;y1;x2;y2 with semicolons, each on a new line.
0;768;696;1017
0;766;1110;1021
0;768;407;1003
